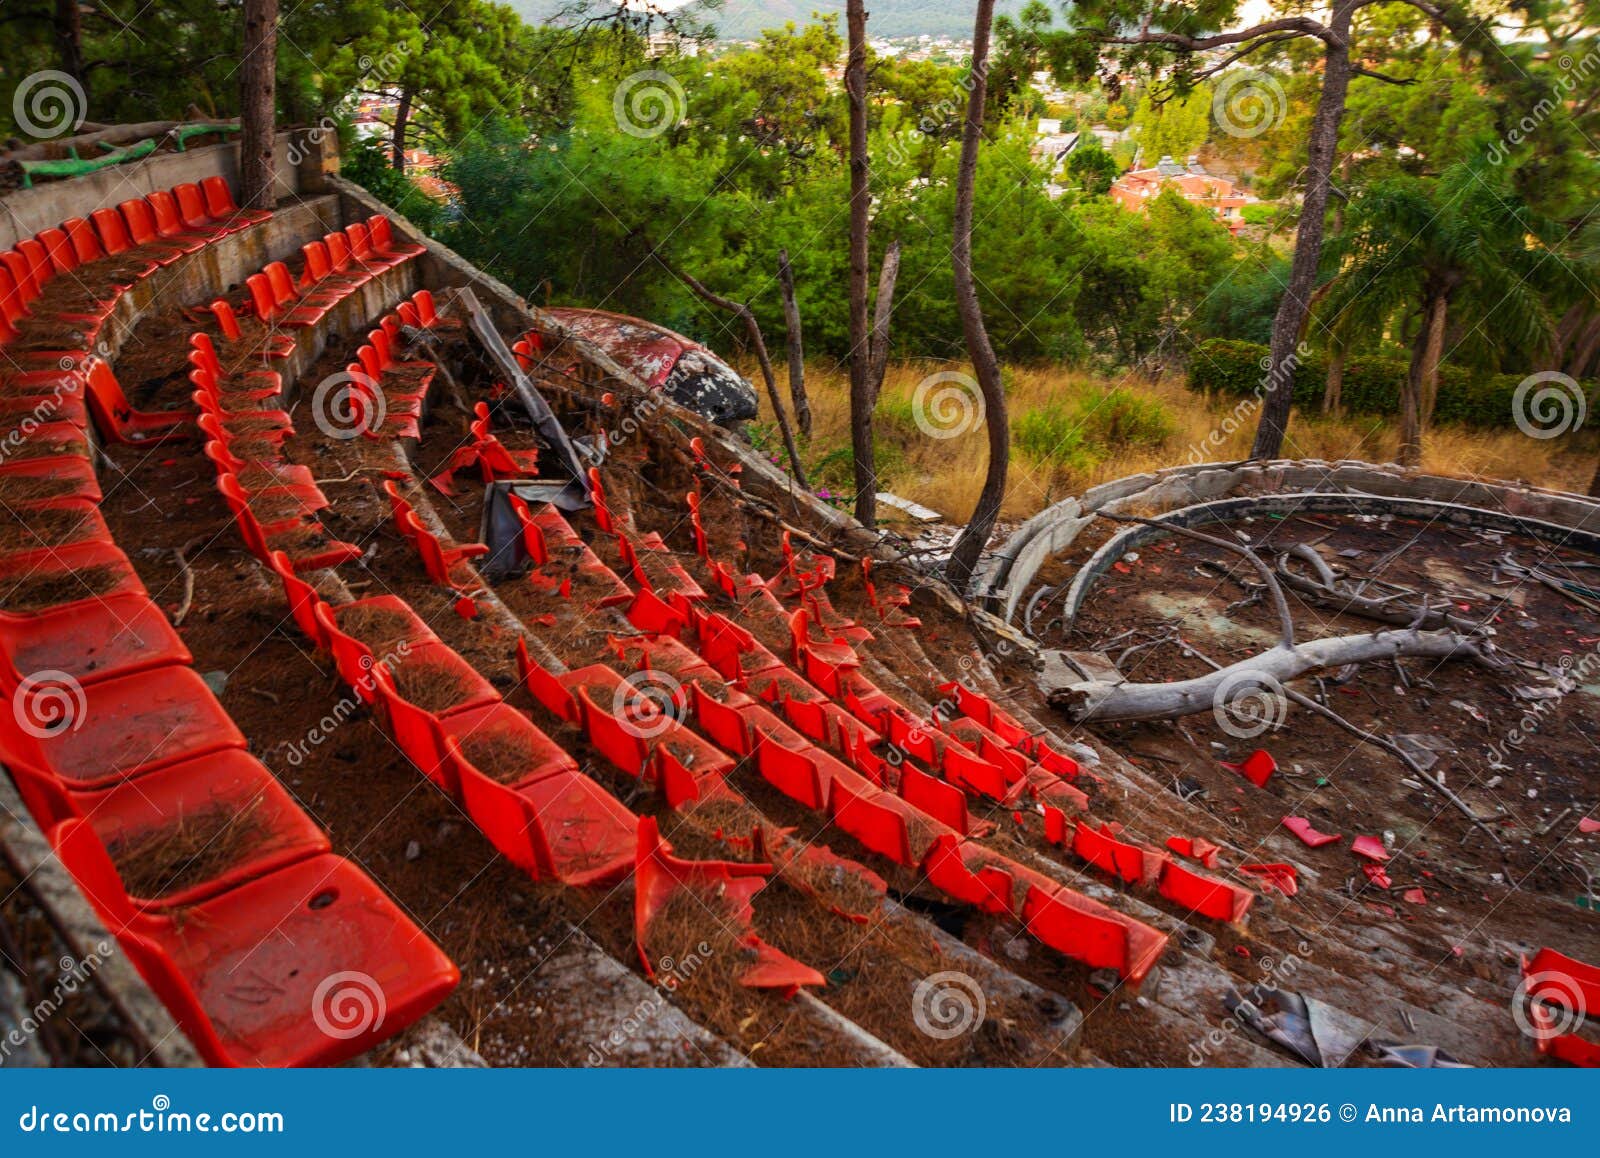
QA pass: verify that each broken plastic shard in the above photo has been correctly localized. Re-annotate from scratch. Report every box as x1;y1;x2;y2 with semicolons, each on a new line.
1282;816;1341;848
1367;1040;1471;1068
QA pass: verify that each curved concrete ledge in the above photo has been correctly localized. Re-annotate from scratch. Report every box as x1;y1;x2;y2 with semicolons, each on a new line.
981;458;1600;627
1055;490;1600;634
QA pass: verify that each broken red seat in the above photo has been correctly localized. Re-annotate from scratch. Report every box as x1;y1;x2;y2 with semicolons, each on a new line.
1165;835;1222;868
1282;816;1342;848
922;834;1014;914
634;817;823;994
1238;862;1298;898
1223;748;1277;787
9;748;328;909
398;509;488;588
52;817;458;1068
0;663;245;791
1072;821;1165;887
1159;857;1255;922
0;591;189;692
524;504;631;608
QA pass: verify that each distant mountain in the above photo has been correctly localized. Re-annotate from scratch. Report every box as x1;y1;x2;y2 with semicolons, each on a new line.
504;1;1026;41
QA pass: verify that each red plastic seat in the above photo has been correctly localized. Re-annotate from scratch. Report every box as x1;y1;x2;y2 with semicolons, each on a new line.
145;189;214;250
10;748;329;908
61;217;106;266
0;662;245;790
399;509;488;587
52;818;458;1068
516;766;639;886
828;776;914;867
0;591;188;694
37;227;77;275
368;214;425;261
201;175;271;227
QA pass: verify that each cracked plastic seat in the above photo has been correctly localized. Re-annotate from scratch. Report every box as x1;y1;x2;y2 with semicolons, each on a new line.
51;818;458;1068
9;749;328;909
0;662;245;790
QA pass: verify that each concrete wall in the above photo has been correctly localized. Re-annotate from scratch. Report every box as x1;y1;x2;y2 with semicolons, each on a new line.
0;131;306;252
93;196;344;365
982;457;1600;624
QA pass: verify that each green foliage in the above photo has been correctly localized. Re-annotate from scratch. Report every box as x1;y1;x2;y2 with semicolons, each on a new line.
1014;386;1173;470
1065;138;1119;195
1131;85;1212;164
342;136;445;234
1188;338;1599;428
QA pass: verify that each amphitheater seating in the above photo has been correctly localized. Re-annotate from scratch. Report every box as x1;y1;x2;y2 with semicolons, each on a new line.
1;177;467;1068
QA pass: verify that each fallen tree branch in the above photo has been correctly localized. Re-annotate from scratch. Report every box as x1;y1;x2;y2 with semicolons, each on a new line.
1176;641;1505;847
1049;629;1505;723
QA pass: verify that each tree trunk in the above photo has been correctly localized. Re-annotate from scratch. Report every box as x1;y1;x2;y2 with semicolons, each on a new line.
392;87;413;172
944;0;1008;592
1416;290;1449;431
55;0;84;85
1323;343;1344;414
238;0;278;212
1248;1;1357;460
867;238;901;406
776;248;812;439
846;0;875;528
1399;309;1429;469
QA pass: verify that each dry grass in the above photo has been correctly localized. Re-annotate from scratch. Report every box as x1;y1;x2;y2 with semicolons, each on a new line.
756;359;1600;523
109;798;277;900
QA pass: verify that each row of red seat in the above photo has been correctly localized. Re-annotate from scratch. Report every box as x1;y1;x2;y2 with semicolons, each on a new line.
1;176;459;1066
266;496;819;990
0;178;263;443
239;215;422;331
191;330;363;573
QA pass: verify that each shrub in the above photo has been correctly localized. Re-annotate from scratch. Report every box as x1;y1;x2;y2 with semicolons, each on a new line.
1186;338;1598;428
